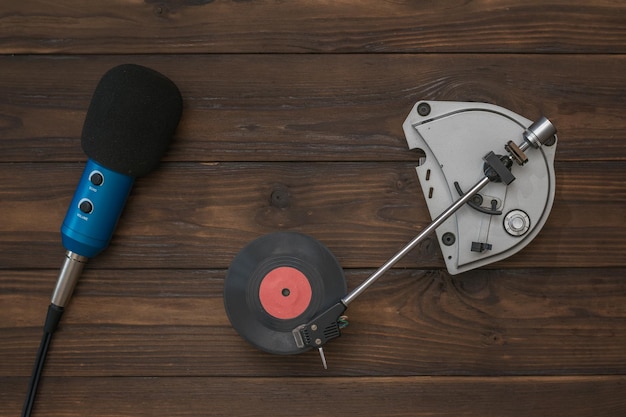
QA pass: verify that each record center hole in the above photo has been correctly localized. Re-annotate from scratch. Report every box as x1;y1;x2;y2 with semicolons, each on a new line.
281;288;291;297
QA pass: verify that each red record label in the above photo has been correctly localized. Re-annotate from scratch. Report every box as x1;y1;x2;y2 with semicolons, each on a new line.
224;231;347;354
258;266;312;320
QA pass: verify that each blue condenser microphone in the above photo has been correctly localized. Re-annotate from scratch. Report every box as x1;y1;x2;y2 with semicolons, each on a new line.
22;64;182;417
53;63;183;307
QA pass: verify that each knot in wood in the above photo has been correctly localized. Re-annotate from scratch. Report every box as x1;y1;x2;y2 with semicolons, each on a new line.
270;186;290;209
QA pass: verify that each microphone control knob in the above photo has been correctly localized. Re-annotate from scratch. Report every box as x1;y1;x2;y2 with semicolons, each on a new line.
78;199;94;214
89;171;104;186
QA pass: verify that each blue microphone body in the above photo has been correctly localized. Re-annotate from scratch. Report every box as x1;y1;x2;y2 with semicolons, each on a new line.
61;160;134;258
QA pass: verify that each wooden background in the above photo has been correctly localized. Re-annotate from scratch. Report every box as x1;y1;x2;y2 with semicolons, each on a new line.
1;1;625;416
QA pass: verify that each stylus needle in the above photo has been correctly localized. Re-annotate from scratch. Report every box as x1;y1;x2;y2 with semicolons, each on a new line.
318;347;328;369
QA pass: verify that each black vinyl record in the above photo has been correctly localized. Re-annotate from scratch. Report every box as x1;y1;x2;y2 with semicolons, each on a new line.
224;231;347;355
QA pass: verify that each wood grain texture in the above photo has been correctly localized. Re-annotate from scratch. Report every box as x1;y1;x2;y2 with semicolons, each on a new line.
1;0;625;54
2;268;626;378
1;1;625;416
1;55;625;163
2;375;626;417
0;161;624;270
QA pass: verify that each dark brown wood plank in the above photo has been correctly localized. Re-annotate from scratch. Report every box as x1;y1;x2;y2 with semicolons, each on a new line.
3;268;626;377
0;161;624;270
1;55;624;163
2;375;625;417
1;1;624;54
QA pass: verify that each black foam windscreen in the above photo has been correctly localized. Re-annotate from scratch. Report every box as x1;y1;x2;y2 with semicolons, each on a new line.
81;64;183;177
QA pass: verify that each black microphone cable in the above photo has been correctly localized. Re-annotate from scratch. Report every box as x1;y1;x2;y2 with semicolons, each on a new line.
21;304;64;417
